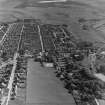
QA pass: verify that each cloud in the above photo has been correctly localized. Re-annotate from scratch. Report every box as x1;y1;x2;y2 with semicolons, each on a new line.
38;0;67;3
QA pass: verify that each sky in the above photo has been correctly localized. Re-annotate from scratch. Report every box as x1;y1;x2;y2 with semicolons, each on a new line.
71;0;105;9
0;0;104;22
0;0;104;7
38;0;67;3
0;0;105;12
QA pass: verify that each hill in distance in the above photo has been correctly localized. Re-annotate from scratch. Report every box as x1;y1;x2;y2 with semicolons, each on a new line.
0;0;105;45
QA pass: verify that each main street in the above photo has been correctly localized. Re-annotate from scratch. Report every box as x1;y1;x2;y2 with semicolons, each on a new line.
26;59;76;105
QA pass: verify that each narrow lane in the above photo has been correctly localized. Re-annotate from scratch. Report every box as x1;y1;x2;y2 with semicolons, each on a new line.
0;24;12;45
37;25;44;52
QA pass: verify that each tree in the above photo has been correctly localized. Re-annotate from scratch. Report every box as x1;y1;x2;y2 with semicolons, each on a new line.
78;18;86;23
1;52;8;61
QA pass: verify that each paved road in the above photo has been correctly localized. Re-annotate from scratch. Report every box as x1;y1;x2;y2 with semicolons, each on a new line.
26;59;76;105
